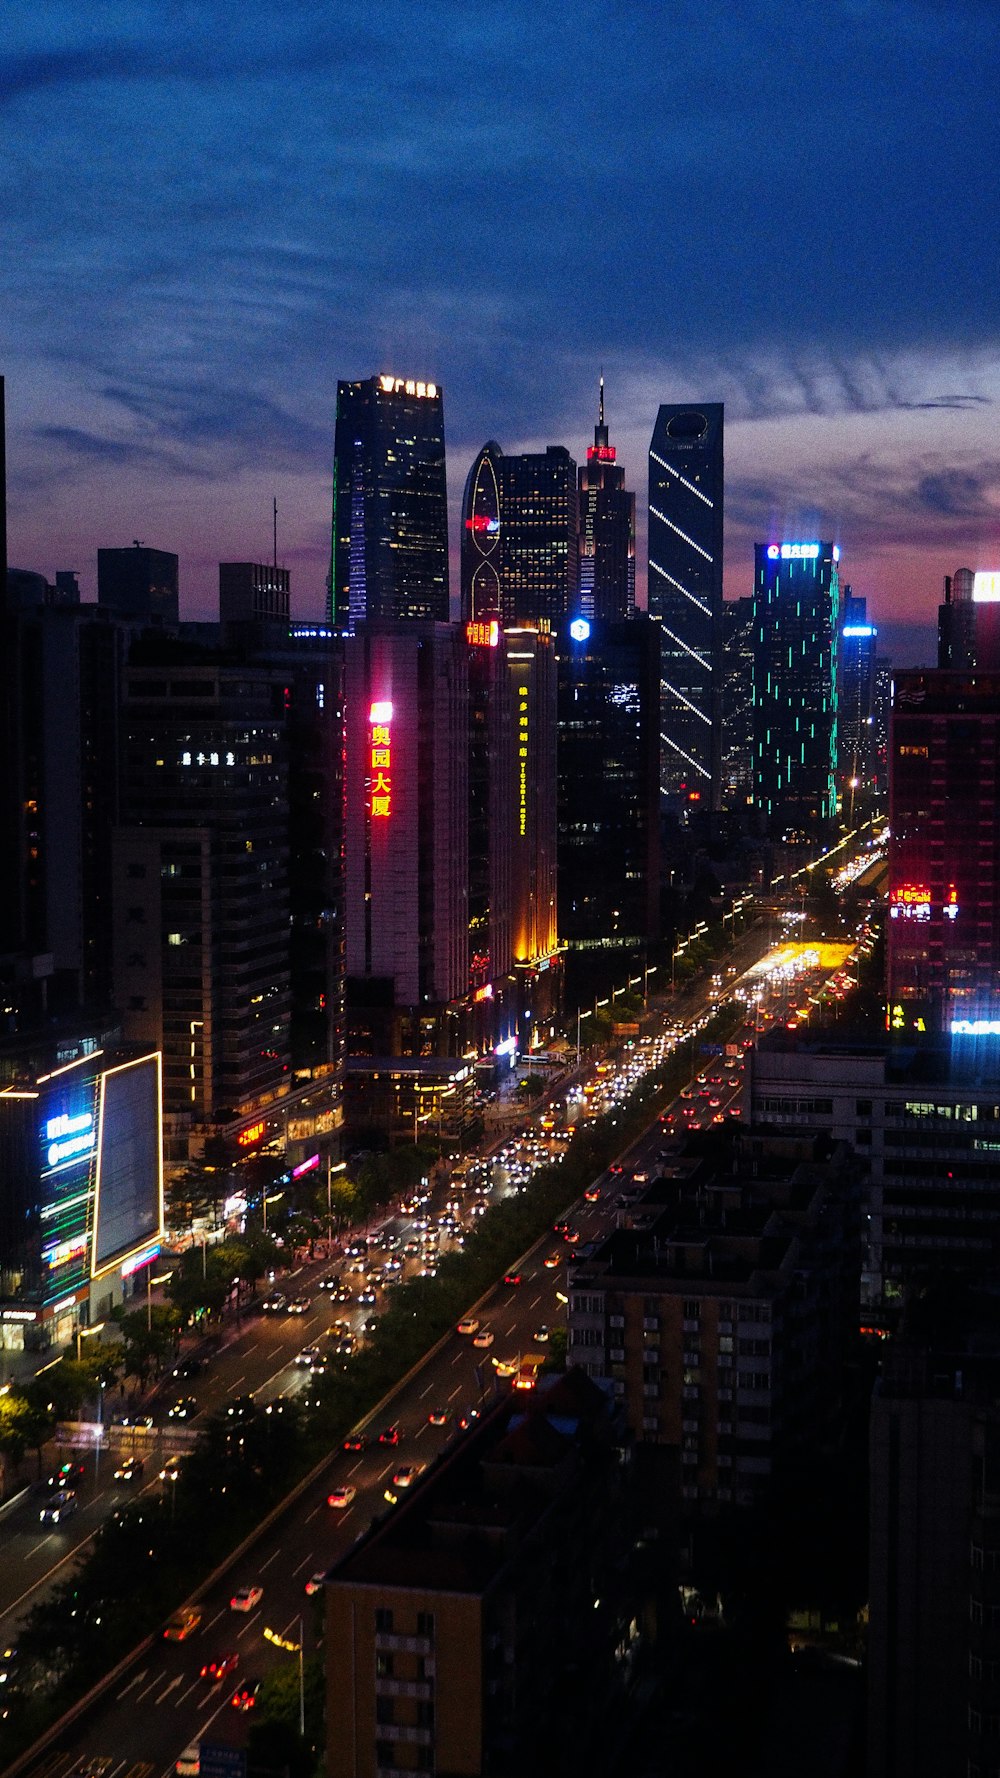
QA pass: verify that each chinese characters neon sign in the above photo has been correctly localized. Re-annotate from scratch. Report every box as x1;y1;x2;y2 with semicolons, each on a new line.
369;700;393;819
890;884;930;921
237;1120;266;1148
465;619;499;648
518;684;528;837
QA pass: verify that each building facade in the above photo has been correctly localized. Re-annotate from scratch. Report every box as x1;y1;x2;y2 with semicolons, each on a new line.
498;447;578;628
113;647;292;1149
343;623;469;1057
556;615;660;945
888;669;1000;1033
752;540;841;841
0;1022;163;1354
720;594;754;812
568;1132;860;1509
219;560;290;627
576;380;635;624
97;544;179;625
839;592;879;822
868;1283;1000;1778
747;1029;1000;1313
460;441;503;623
648;404;724;812
325;1371;636;1778
330;375;449;629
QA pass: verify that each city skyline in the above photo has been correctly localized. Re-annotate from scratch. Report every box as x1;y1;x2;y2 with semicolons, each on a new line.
3;2;999;665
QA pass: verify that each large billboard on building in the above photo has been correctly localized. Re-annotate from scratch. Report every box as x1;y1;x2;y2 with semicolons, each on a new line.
91;1054;163;1277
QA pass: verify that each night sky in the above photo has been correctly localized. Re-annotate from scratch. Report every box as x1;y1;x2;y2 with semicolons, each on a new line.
5;0;999;663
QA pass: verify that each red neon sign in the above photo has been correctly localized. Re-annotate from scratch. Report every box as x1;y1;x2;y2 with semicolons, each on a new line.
237;1121;266;1149
587;445;617;462
464;514;498;534
369;700;393;819
465;619;499;648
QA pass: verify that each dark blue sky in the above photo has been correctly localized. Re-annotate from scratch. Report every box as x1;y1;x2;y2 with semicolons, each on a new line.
5;0;999;660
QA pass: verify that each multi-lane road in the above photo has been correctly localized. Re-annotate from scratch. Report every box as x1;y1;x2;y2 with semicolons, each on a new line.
9;905;869;1776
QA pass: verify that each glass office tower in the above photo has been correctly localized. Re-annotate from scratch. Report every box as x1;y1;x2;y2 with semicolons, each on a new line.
752;541;841;840
330;375;449;629
648;404;724;812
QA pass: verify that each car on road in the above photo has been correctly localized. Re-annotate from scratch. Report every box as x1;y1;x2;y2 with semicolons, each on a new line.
226;1395;255;1419
493;1357;518;1378
378;1422;400;1446
231;1682;260;1711
260;1293;286;1313
176;1747;200;1776
542;1252;561;1269
457;1406;481;1430
295;1346;321;1368
117;1411;154;1429
533;1325;550;1343
456;1316;479;1335
392;1463;424;1489
327;1484;356;1509
318;1274;340;1291
583;1186;601;1201
167;1396;197;1420
357;1288;377;1305
472;1328;494;1349
113;1456;145;1483
304;1572;326;1596
163;1606;203;1642
38;1489;77;1526
171;1356;205;1379
159;1454;185;1483
342;1431;367;1452
286;1296;311;1315
230;1585;263;1613
427;1407;453;1426
562;1229;579;1244
200;1652;239;1683
45;1460;86;1489
502;1271;522;1286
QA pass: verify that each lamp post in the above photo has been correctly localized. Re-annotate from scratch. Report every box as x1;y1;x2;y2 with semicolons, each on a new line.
298;1615;305;1739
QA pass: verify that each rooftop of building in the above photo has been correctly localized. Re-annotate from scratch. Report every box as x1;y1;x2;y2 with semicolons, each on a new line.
754;1021;1000;1090
570;1130;855;1295
326;1367;619;1597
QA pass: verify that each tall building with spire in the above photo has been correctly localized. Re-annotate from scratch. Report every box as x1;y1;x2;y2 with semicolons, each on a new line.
577;378;635;623
329;374;449;630
648;404;724;812
460;441;503;622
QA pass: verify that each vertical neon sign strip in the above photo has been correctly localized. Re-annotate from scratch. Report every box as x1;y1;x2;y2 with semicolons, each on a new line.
369;701;393;819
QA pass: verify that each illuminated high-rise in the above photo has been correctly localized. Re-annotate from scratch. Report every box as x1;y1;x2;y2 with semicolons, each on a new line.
648;404;724;811
752;541;841;840
329;375;448;629
460;442;503;622
576;379;635;623
499;448;578;627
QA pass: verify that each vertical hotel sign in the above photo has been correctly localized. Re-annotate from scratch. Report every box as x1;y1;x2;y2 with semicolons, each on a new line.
369;701;393;819
518;685;528;836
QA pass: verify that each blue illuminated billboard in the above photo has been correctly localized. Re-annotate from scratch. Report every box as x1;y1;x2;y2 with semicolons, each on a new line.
91;1055;163;1276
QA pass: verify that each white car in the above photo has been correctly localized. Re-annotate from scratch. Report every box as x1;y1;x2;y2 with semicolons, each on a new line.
456;1316;479;1336
472;1329;494;1349
230;1585;263;1613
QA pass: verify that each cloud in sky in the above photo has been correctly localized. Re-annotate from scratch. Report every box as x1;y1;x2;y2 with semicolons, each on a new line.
3;0;999;643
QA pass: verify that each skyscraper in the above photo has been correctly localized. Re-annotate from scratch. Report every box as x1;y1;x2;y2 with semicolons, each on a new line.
329;375;448;630
343;623;469;1053
576;379;635;623
752;540;841;840
648;404;724;811
499;447;578;627
556;615;660;944
460;441;503;623
839;591;878;820
888;665;1000;1035
219;560;290;626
